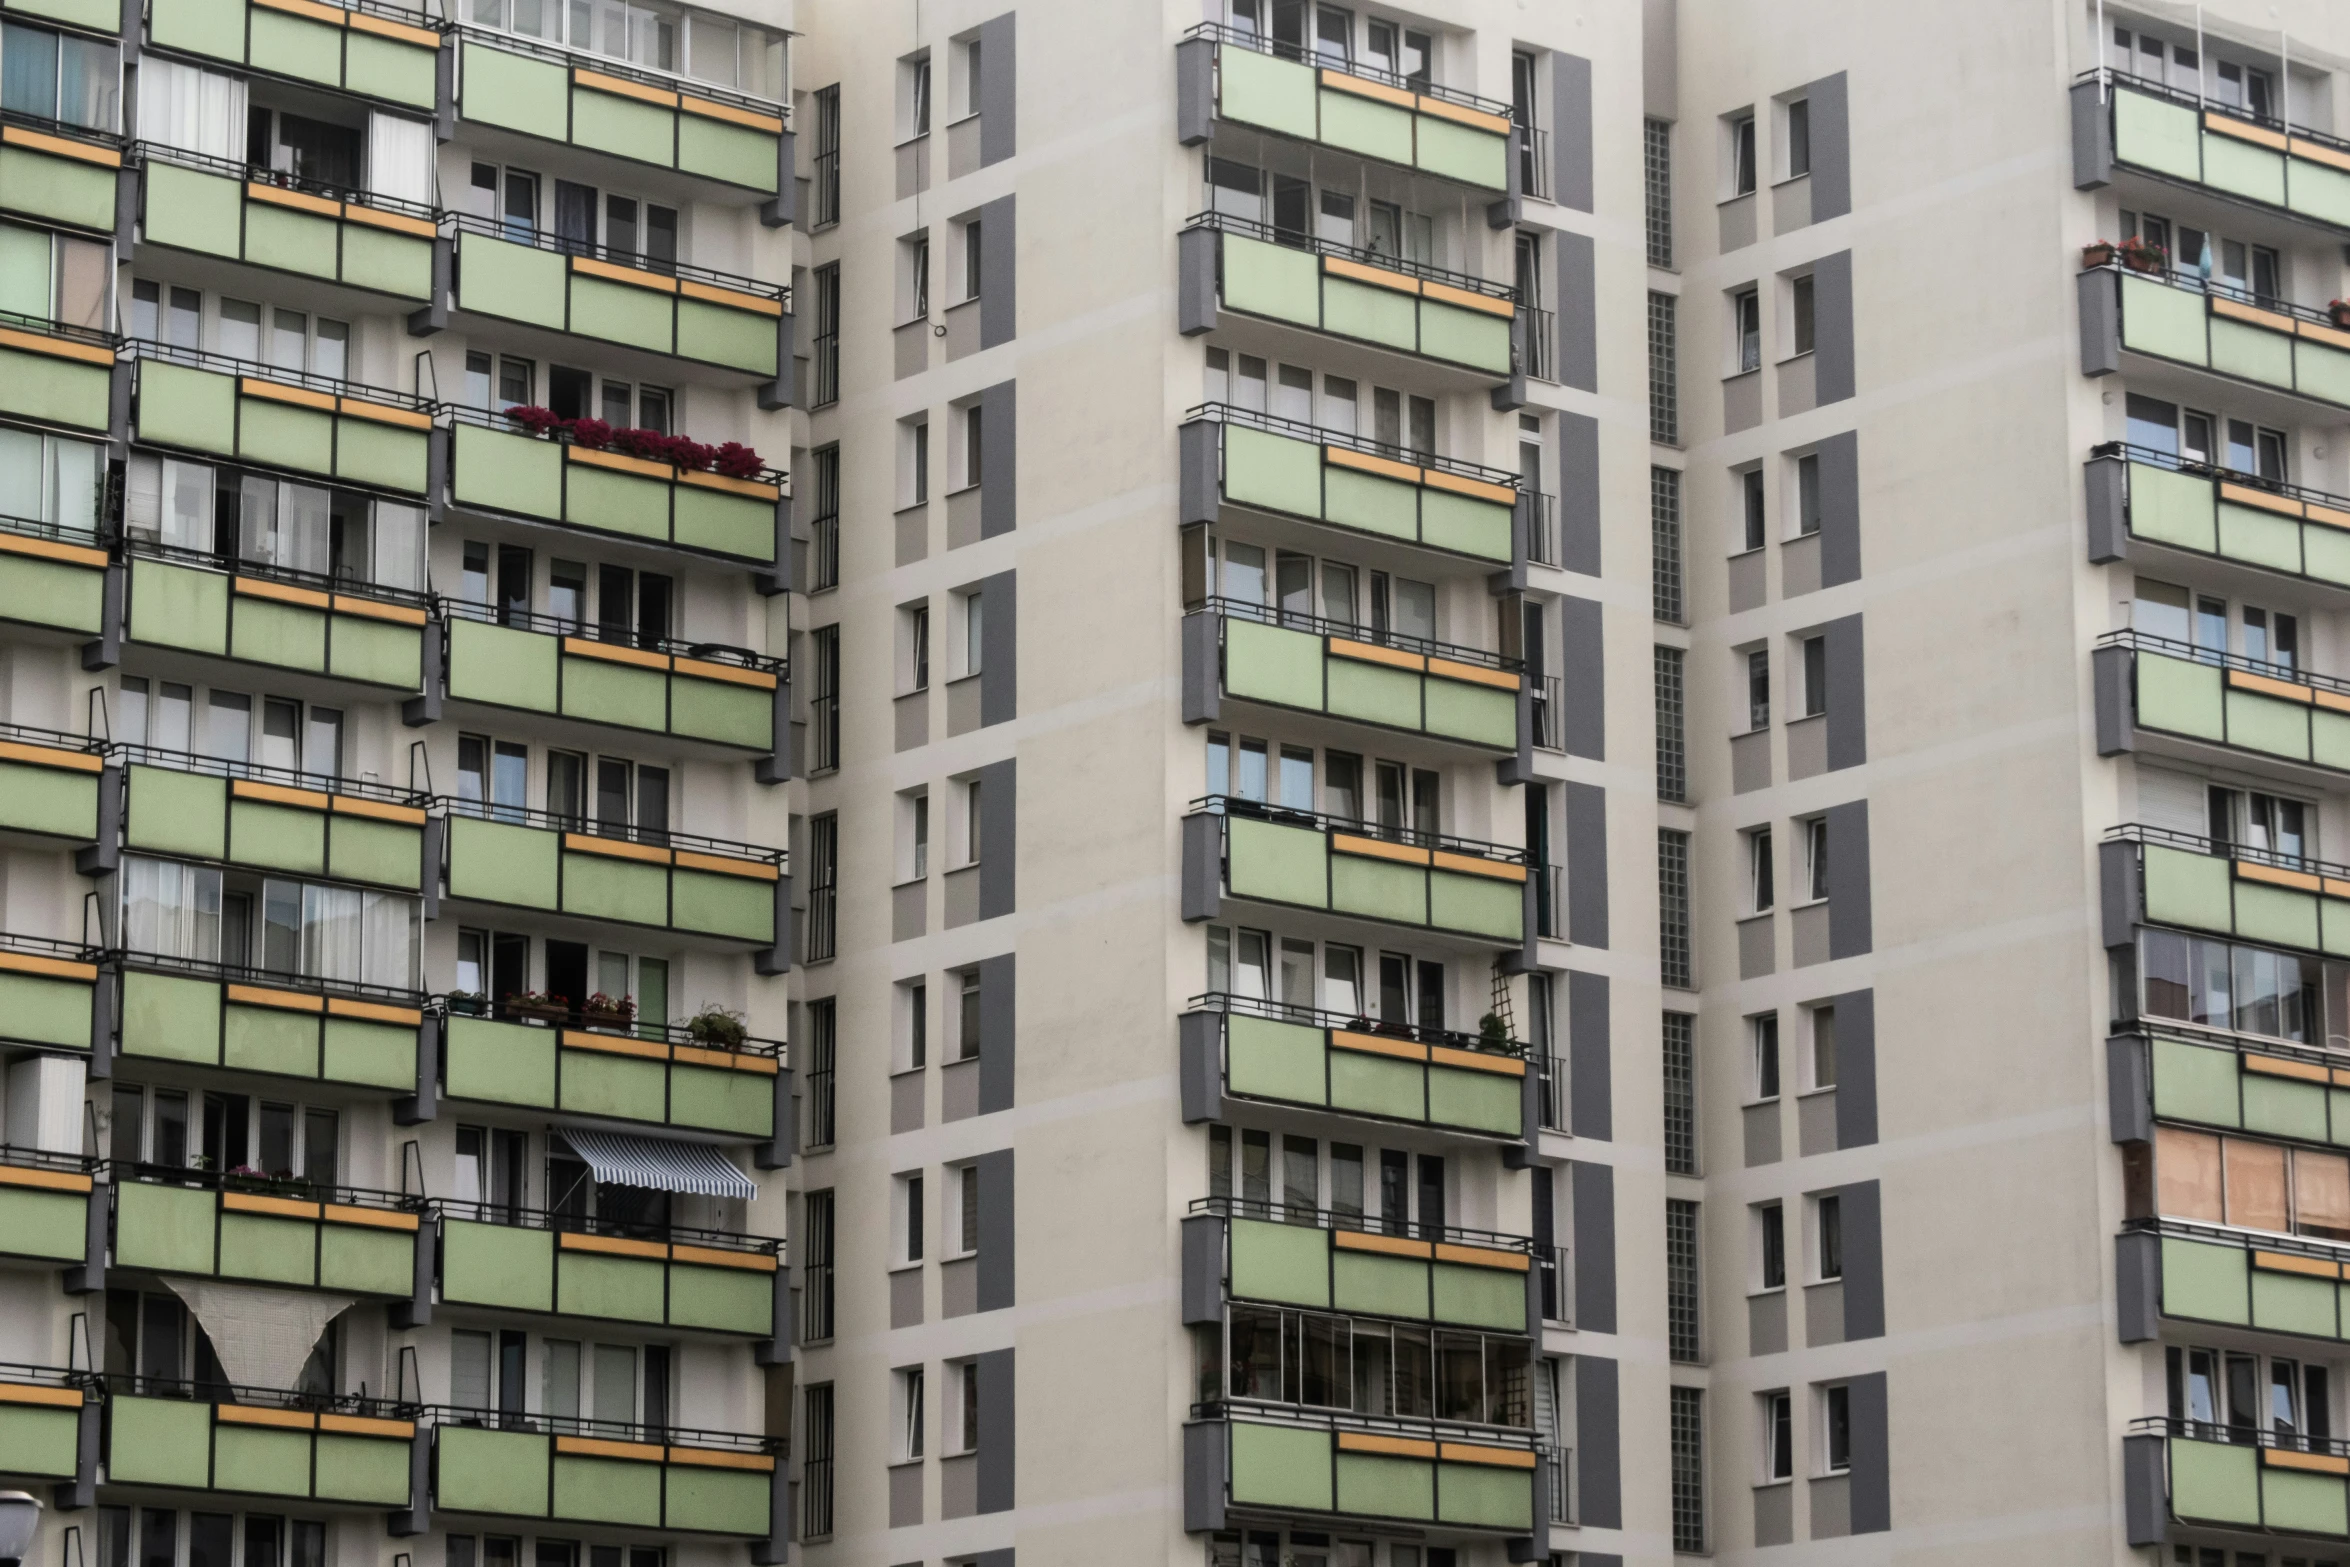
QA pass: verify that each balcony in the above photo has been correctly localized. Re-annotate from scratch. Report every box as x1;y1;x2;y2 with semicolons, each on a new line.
1183;799;1526;946
2080;72;2350;235
118;749;431;891
110;1164;422;1299
447;412;785;567
2124;1217;2350;1346
130;348;438;500
2128;1418;2350;1544
434;1201;782;1343
1181;406;1519;566
135;145;440;304
122;544;432;692
439;1011;782;1140
0;1147;95;1266
1183;601;1521;754
0;723;104;846
2103;824;2350;955
1176;24;1516;197
104;1378;418;1508
1186;1197;1535;1335
0;1366;89;1489
148;0;442;111
442;605;782;757
449;220;787;388
2082;261;2350;408
114;956;425;1093
437;802;784;952
2088;444;2350;592
1178;995;1530;1142
1185;1405;1541;1537
426;1408;779;1537
0;517;110;641
0;936;98;1056
0;313;117;436
0;114;127;232
2098;629;2350;781
1182;214;1517;378
453;29;785;196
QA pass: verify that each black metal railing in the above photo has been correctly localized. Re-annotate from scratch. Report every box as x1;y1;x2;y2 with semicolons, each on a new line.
1184;209;1516;304
2119;1015;2350;1075
421;1402;778;1453
1534;863;1563;941
1542;1443;1573;1523
108;1159;421;1212
1191;1193;1533;1254
125;338;437;416
107;742;431;810
2083;67;2350;159
443;213;788;309
131;141;441;227
1522;491;1558;565
0;507;102;550
440;998;785;1060
1182;22;1518;120
432;796;784;868
112;948;428;1010
1192;1396;1538;1449
0;1362;94;1396
437;597;782;676
2097;627;2342;697
805;693;838;775
2105;821;2347;885
0;719;104;757
809;509;839;592
1198;594;1518;673
0;307;119;358
0;1143;99;1177
96;1371;419;1419
427;1197;783;1258
2091;439;2339;515
1194;793;1527;868
1519;128;1550;201
1530;676;1565;752
449;21;789;125
440;403;790;487
1520;305;1554;382
1535;1054;1566;1133
1534;1245;1567;1323
1187;990;1526;1057
2084;254;2339;330
1187;401;1520;490
118;537;433;614
0;102;122;153
2131;1411;2350;1458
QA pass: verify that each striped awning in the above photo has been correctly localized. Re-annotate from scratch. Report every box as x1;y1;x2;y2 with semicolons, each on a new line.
560;1129;758;1200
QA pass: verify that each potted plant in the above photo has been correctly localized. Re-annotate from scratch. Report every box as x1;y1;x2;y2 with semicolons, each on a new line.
506;990;570;1025
224;1164;272;1194
686;1006;748;1050
2081;240;2116;268
1477;1011;1510;1050
2117;235;2166;275
582;992;637;1029
2330;298;2350;331
445;990;487;1018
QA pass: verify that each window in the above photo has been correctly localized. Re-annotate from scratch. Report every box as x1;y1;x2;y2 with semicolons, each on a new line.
0;426;99;534
1747;827;1774;913
804;997;836;1147
901;231;929;324
810;264;840;407
1815;1193;1842;1281
1785;97;1811;178
904;979;928;1069
460;0;784;99
1652;467;1683;622
1648;292;1678;444
1820;1383;1851;1473
907;602;931;692
1795;451;1822;536
2;21;118;131
810;84;840;227
1731;286;1760;374
0;222;108;331
902;789;929;880
1659;829;1691;987
1740;467;1765;552
956;1163;980;1255
801;1383;834;1540
1726;110;1756;196
954;1359;980;1453
1670;1385;1706;1552
1810;1004;1837;1089
1790;271;1815;356
1752;1013;1780;1100
807;625;839;775
961;775;984;866
1663;1011;1696;1176
1667;1198;1701;1362
1644;118;1673;268
956;969;980;1061
1761;1390;1794;1481
800;1191;834;1343
1757;1202;1785;1289
1800;634;1827;718
1654;646;1685;803
961;589;984;676
962;217;982;302
1803;816;1829;903
902;53;931;140
1746;647;1770;731
895;1366;924;1461
898;1173;924;1264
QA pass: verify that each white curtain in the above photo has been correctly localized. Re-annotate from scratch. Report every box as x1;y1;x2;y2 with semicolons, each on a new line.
361;891;418;989
123;857;222;961
373;502;424;592
165;1281;351;1391
136;58;245;161
302;884;361;982
367;112;434;206
126;456;214;550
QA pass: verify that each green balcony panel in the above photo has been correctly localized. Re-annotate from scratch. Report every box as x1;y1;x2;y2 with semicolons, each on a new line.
328;610;423;688
346;31;439;109
1331;1248;1429;1319
314;1429;411;1504
328;813;424;891
444;1016;559;1108
2297;157;2350;228
0;753;97;840
0;338;111;432
1426;1061;1522;1135
2235;879;2320;951
566;463;672;543
1414;115;1507;190
2134;652;2224;741
108;1396;212;1488
2141;844;2233;933
0;537;106;635
442;1218;556;1312
319;1221;412;1295
239;396;334;474
231;798;327;875
2211;317;2293;385
1322;465;1423;544
1418;487;1513;559
448;815;561;909
123;970;223;1064
569;274;669;352
670;864;773;941
675;114;777;193
458;233;568;330
1423;675;1516;750
116;1181;219;1274
2120;274;2208;363
0;964;93;1051
144;162;243;261
663;1461;771;1534
2221;500;2312;578
460;40;567;139
1429;868;1524;941
1436;1462;1532;1530
2303;339;2350;406
1430;1262;1525;1331
1230;1421;1332;1514
0;139;119;232
1226;1012;1329;1108
667;1060;773;1137
554;1452;663;1526
0;1396;81;1477
1417;299;1511;373
2203;132;2285;206
219;1211;316;1286
452;422;564;523
1227;815;1330;908
450;617;561;711
1218;45;1316;140
669;671;771;749
1331;852;1427;925
127;764;229;859
1318;88;1412;165
1329;1048;1423;1121
2171;1438;2265;1527
1230;1216;1331;1309
245;203;340;281
149;0;243;57
2163;1237;2251;1326
1337;1452;1433;1521
436;1424;552;1518
216;1422;310;1496
2150;1037;2242;1127
1223;424;1325;520
224;1003;315;1078
671;481;776;560
335;415;430;492
572;85;674;166
2252;1266;2339;1337
667;1262;772;1335
676;298;777;374
127;558;231;657
249;9;341;88
2113;87;2201;180
2245;1072;2330;1143
559;1041;667;1121
0;1179;87;1260
1225;618;1326;714
556;1247;666;1323
321;1016;415;1089
563;652;668;731
561;847;668;924
1221;232;1321;326
1324;656;1419;731
231;594;329;673
2265;1466;2349;1536
1321;275;1417;353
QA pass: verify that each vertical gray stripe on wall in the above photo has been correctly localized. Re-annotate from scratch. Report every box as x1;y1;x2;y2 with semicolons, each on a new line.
978;757;1017;918
1551;53;1593;212
1573;1355;1620;1527
978;953;1015;1114
1555;410;1600;577
1816;429;1860;586
1825;798;1871;958
979;194;1017;349
975;1346;1016;1512
1569;1160;1615;1333
1553;229;1597;392
1567;969;1611;1141
1559;595;1603;759
1812;250;1855;404
1831;988;1876;1148
977;12;1016;165
976;1148;1015;1310
1805;71;1850;219
980;569;1018;726
979;380;1017;537
1848;1369;1890;1533
1563;781;1608;948
1837;1179;1884;1339
1822;612;1865;770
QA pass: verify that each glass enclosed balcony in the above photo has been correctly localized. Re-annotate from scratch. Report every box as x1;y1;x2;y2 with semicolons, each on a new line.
109;1163;422;1298
135;144;440;304
1180;994;1528;1141
1181;406;1519;566
0;722;104;846
2096;629;2350;776
0;118;126;231
2083;72;2350;234
103;1377;417;1506
2089;444;2350;592
426;1407;779;1536
2085;260;2350;408
114;955;425;1093
0;934;99;1056
447;411;786;567
439;1011;781;1139
130;349;438;501
0;314;116;436
1183;214;1517;378
0;1147;95;1266
1186;1406;1541;1537
453;29;785;195
1177;24;1515;196
147;0;442;111
122;545;432;692
1184;798;1526;946
434;1199;781;1339
437;801;783;949
1185;601;1521;753
1189;1196;1535;1335
443;604;782;756
0;515;110;640
2131;1417;2350;1542
2106;824;2350;956
117;748;431;892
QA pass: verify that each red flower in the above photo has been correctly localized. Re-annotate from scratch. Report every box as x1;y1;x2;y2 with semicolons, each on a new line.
713;442;764;479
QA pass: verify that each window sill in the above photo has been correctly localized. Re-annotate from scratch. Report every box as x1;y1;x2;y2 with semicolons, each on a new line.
1811;1274;1843;1288
947;112;980;128
1737;908;1773;926
943;1248;977;1264
889;1456;923;1470
889;1063;926;1080
1718;190;1757;208
887;1259;922;1274
1782;528;1822;545
945;482;979;500
1776;350;1816;367
1724;366;1761;385
1747;1286;1787;1299
1753;1476;1794;1490
1796;1084;1837;1101
1814;1467;1852;1481
893;876;929;891
1743;1095;1781;1110
894;134;930;151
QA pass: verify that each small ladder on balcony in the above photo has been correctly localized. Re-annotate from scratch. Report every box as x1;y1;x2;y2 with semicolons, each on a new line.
1487;957;1515;1038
